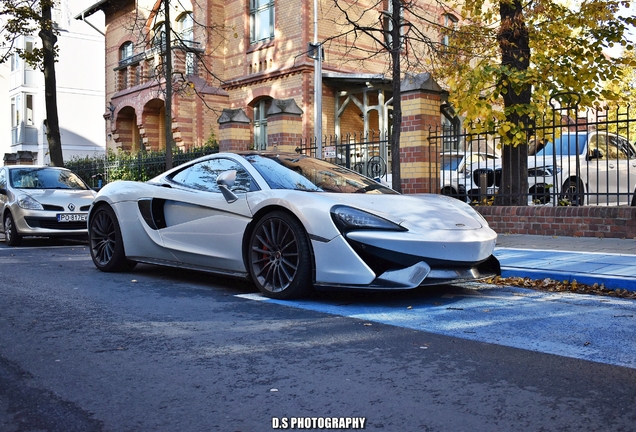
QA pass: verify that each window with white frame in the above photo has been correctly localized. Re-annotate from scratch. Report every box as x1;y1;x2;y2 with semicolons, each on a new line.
10;52;19;72
11;94;35;127
25;95;34;126
441;14;458;48
120;42;134;61
176;12;194;46
11;95;20;129
250;0;274;44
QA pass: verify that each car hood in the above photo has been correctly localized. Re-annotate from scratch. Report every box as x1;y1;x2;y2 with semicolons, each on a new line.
19;188;96;204
327;193;485;230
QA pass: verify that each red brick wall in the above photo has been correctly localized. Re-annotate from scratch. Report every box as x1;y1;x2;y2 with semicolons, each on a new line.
476;206;636;239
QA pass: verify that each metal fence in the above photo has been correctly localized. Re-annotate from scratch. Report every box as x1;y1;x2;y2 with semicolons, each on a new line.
66;147;218;189
296;131;391;181
67;100;636;207
430;98;636;207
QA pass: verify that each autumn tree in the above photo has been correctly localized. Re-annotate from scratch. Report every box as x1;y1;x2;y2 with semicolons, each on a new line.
1;0;64;166
433;0;636;204
327;0;634;203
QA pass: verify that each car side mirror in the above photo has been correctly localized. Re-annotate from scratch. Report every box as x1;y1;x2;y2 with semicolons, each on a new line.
587;148;603;160
217;170;238;203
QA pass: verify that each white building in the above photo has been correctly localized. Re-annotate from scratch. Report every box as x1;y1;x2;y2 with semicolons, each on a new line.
1;0;105;166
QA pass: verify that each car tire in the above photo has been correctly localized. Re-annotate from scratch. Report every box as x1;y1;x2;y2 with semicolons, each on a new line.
248;210;313;299
530;184;551;205
561;178;584;206
89;205;137;272
3;213;22;246
441;186;467;202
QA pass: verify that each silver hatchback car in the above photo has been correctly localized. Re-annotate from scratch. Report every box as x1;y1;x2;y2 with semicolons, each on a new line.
0;166;96;246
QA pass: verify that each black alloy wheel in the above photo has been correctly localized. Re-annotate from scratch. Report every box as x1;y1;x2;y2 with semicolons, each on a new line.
89;205;137;272
248;211;312;299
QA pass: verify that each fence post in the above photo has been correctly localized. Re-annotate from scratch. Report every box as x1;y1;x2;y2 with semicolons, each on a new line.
399;73;444;194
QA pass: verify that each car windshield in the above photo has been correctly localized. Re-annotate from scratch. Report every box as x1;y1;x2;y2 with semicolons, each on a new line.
9;167;90;190
244;154;398;194
537;134;587;157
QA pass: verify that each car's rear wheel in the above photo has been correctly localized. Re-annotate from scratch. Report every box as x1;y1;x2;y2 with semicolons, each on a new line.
248;211;312;299
561;178;584;206
3;213;22;246
89;205;137;272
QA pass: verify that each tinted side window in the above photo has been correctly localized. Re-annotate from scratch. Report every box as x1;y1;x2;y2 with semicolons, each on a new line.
170;159;252;193
611;136;635;159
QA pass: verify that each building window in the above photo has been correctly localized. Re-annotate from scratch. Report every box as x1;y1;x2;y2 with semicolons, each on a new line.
441;14;458;48
9;94;34;127
120;42;134;61
250;0;274;44
10;93;35;144
185;52;196;75
253;98;271;150
176;12;194;46
25;95;34;126
385;1;405;49
10;52;19;72
11;95;20;128
152;23;166;51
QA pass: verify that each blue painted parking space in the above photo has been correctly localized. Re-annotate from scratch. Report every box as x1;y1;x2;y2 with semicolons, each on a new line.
238;285;636;369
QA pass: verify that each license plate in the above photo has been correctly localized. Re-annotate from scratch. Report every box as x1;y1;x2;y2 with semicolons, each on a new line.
57;213;88;222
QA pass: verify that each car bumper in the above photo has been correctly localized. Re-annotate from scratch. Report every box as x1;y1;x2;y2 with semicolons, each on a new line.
13;210;89;236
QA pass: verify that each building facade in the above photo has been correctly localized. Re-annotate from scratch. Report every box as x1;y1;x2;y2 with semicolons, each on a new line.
78;0;454;191
1;0;106;166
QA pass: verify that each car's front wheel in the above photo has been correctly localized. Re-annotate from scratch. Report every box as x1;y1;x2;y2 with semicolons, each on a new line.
89;205;137;272
248;211;312;299
3;213;22;246
561;178;584;206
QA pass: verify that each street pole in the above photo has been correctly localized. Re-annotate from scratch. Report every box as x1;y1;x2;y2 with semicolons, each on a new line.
314;0;322;159
164;0;174;169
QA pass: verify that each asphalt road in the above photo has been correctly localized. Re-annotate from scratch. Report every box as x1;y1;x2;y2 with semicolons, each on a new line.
0;239;635;431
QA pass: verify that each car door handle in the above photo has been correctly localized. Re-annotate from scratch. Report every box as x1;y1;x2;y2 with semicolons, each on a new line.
609;164;615;169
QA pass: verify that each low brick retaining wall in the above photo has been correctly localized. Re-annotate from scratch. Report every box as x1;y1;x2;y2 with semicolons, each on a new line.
475;206;636;239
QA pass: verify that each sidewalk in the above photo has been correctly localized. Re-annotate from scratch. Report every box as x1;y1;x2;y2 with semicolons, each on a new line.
494;234;636;291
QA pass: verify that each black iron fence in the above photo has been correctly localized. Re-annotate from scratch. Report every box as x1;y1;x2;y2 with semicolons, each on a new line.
66;147;218;189
430;98;636;207
67;100;636;207
297;131;391;181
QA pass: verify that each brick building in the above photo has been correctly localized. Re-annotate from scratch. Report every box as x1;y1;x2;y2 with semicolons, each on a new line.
77;0;450;156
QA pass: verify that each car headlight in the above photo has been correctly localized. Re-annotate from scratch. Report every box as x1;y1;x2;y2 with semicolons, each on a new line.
17;194;44;210
331;205;407;233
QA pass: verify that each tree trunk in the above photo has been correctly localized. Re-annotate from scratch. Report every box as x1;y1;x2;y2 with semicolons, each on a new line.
39;1;64;167
389;0;402;193
495;0;530;206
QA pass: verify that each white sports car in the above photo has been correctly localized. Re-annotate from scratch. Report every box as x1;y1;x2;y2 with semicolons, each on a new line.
88;152;500;299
